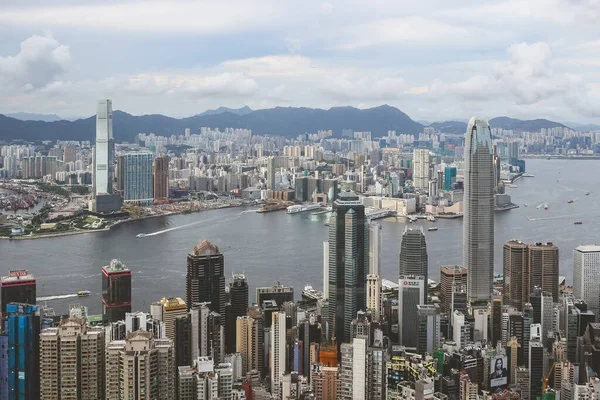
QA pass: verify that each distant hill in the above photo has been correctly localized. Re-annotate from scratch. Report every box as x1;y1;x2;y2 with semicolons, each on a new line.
489;117;568;131
197;106;253;117
429;121;468;134
564;122;600;131
0;105;424;142
5;112;62;122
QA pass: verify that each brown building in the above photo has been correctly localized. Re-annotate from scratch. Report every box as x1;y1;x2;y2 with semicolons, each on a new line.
39;317;105;400
153;155;169;201
503;240;528;310
440;266;467;313
313;366;339;400
504;240;559;310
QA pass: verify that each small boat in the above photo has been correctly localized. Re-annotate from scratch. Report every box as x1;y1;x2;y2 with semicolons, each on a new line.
508;184;519;188
524;204;528;207
536;204;543;209
77;290;91;297
136;233;146;238
574;221;583;225
567;200;574;204
586;191;591;196
544;204;548;210
428;226;438;232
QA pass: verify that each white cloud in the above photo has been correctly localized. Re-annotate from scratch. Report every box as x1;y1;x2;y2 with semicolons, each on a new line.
0;34;70;90
335;17;473;50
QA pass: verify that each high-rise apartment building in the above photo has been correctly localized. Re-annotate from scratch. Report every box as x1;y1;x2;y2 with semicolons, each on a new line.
153;155;169;201
187;240;226;316
159;297;187;342
366;275;381;322
40;317;105;400
101;259;132;324
503;240;528;310
504;240;559;310
225;274;248;355
5;303;40;400
398;275;425;350
440;266;467;313
267;156;276;189
118;152;154;205
106;330;175;400
271;311;286;399
417;304;441;355
444;166;457;191
399;227;428;302
256;283;294;308
369;223;381;276
573;245;600;322
463;117;494;303
0;270;36;322
328;190;368;345
528;242;559;301
413;148;430;190
312;365;339;400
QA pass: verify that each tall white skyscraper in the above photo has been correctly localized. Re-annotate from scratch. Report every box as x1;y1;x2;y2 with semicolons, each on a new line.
270;311;286;399
94;99;114;196
463;117;494;303
573;245;600;321
368;223;382;276
412;148;430;190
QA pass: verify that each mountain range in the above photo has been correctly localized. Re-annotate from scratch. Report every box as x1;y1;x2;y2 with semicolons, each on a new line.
5;112;62;122
0;105;573;142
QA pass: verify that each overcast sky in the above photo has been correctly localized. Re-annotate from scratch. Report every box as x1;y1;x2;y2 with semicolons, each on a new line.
1;0;599;122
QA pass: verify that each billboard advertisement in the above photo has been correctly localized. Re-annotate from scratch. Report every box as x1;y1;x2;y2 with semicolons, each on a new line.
490;355;508;387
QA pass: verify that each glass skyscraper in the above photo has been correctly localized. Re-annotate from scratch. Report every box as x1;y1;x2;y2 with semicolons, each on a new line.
463;117;494;304
327;190;368;345
118;152;154;205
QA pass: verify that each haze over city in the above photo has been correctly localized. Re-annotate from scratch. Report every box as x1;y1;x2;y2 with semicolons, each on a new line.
0;0;599;123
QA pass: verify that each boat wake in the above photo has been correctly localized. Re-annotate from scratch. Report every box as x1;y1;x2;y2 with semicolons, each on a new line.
139;212;248;237
37;293;79;302
528;213;599;222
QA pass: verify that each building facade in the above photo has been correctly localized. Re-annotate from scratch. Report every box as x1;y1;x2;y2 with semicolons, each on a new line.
119;152;154;205
463;117;494;303
399;227;428;302
186;240;226;317
328;190;368;345
153;155;169;201
101;259;132;324
573;245;600;321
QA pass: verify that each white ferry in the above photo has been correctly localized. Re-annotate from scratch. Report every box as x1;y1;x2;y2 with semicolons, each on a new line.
136;233;147;238
286;204;322;214
427;226;438;232
302;285;323;301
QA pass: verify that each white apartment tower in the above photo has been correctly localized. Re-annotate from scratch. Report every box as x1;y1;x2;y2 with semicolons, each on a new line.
573;245;600;321
270;311;287;399
412;148;430;190
463;117;494;303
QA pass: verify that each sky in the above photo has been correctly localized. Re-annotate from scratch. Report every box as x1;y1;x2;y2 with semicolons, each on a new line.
0;0;599;123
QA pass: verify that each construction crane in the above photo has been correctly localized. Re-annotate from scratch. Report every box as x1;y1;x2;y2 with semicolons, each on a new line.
543;362;556;392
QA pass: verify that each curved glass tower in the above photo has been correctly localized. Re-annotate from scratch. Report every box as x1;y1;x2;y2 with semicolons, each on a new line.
463;117;494;303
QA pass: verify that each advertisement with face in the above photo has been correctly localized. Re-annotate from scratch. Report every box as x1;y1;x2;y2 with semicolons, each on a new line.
490;356;508;387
